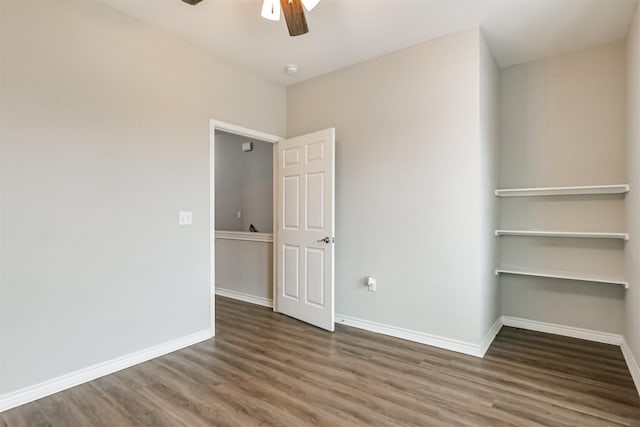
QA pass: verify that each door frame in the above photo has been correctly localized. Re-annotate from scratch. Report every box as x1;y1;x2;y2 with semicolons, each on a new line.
209;119;283;335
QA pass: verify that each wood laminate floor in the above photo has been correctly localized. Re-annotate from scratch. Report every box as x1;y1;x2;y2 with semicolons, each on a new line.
2;296;639;426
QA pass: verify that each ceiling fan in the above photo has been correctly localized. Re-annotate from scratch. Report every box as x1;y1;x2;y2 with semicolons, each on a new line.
181;0;320;37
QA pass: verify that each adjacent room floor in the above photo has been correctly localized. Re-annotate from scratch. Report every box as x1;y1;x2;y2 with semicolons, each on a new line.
3;296;639;426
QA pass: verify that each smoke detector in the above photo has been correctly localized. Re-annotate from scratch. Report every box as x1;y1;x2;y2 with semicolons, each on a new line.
285;64;299;76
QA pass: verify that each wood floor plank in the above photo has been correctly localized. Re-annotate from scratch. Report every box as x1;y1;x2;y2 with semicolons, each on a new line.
89;374;187;427
2;296;639;426
138;359;272;426
198;328;493;424
214;306;630;425
62;383;144;427
184;341;445;427
0;403;51;427
36;390;96;427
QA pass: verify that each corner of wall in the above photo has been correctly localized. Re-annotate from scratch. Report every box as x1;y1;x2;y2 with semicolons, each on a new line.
625;1;640;395
479;27;502;341
622;337;640;398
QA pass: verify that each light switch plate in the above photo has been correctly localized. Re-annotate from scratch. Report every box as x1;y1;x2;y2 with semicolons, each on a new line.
179;211;192;225
366;276;377;292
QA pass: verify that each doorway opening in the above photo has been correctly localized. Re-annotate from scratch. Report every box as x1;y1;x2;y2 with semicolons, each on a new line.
209;120;281;335
209;120;335;335
214;131;275;306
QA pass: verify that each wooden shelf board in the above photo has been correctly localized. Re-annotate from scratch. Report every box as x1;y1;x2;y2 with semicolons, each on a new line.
495;184;629;197
495;230;629;240
496;267;629;289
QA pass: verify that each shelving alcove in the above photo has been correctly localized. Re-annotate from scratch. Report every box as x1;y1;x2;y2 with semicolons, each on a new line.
494;184;630;290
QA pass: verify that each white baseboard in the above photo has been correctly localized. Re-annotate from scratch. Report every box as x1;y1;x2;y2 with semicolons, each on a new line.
335;314;500;358
215;287;273;308
501;316;623;345
621;338;640;398
0;329;212;413
479;317;503;357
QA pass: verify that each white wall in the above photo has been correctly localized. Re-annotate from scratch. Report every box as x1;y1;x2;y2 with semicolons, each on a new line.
215;132;273;233
498;41;627;333
288;28;497;346
626;3;640;378
0;0;286;395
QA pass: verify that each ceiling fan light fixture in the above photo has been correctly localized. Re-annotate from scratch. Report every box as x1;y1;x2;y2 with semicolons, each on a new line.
301;0;320;11
261;0;281;21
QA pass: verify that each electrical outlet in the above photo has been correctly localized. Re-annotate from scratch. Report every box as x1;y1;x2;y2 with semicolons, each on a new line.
366;276;377;292
178;211;192;225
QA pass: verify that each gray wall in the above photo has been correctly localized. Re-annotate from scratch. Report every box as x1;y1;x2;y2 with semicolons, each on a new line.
498;41;627;333
288;28;498;345
626;3;640;373
215;132;273;233
0;0;633;399
215;238;273;301
479;33;501;336
0;0;286;394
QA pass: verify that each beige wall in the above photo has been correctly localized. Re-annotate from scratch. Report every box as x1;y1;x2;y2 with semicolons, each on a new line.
288;28;499;345
498;41;627;333
0;0;286;394
626;3;640;378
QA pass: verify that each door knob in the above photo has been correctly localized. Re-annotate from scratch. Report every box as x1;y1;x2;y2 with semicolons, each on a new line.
317;237;331;243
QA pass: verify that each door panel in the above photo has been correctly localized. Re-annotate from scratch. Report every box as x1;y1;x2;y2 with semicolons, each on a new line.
305;173;325;230
283;176;300;229
305;248;325;307
283;245;300;299
276;128;335;331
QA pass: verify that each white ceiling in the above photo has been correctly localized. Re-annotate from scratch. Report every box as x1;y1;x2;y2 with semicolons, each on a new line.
103;0;638;85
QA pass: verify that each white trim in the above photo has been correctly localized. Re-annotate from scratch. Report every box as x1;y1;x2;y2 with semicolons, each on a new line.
621;338;640;398
209;123;216;337
211;119;282;144
215;288;273;308
479;317;503;357
335;314;491;358
501;316;623;345
272;143;278;312
215;231;273;243
333;313;631;360
0;329;211;413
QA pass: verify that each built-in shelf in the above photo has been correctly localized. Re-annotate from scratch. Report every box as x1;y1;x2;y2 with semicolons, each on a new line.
495;267;629;289
495;230;629;240
495;184;630;197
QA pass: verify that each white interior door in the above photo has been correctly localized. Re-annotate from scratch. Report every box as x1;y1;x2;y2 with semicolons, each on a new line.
276;128;335;331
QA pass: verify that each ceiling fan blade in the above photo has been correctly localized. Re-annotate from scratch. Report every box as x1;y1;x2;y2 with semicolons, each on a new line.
182;0;204;5
279;0;309;37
